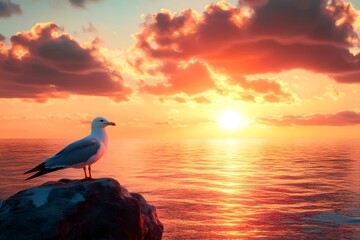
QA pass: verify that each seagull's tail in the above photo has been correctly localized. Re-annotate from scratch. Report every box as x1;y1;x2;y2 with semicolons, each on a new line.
24;163;45;174
24;163;61;180
25;168;61;180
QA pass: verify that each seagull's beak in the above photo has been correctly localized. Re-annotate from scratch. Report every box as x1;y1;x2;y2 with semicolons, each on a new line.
108;122;116;126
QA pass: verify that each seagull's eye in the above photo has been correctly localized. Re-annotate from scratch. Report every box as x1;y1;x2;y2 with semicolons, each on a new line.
100;120;104;122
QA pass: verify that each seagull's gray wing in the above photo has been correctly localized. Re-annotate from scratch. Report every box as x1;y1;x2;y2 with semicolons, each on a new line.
44;138;101;168
24;137;101;180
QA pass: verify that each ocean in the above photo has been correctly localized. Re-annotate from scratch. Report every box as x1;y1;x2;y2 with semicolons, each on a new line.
1;139;360;239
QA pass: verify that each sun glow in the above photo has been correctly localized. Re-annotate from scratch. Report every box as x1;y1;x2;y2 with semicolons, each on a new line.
218;110;249;130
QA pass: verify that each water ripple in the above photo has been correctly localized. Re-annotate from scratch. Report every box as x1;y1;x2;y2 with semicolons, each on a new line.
0;139;360;239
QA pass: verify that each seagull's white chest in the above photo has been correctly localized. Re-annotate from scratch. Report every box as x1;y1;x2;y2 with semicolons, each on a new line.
86;142;106;165
71;138;107;169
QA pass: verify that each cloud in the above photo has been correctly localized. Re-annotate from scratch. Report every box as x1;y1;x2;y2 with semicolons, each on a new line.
0;22;131;102
82;22;97;33
68;0;103;9
318;84;345;101
233;77;294;103
134;0;360;100
140;61;215;95
0;0;22;18
154;121;170;126
239;0;356;46
158;94;213;104
258;111;360;126
192;95;211;104
136;0;357;56
1;112;93;123
0;33;5;41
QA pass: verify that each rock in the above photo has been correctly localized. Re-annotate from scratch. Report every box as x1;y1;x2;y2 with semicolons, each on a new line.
0;178;163;240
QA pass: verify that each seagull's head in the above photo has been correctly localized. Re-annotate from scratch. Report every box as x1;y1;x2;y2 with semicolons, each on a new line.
91;117;116;129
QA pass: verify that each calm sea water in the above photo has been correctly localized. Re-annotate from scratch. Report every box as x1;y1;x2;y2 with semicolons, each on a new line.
1;139;360;239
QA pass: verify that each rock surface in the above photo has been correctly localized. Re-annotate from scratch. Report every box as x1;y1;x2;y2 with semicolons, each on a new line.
0;178;163;240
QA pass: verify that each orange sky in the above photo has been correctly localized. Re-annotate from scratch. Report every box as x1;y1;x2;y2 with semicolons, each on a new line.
1;0;360;139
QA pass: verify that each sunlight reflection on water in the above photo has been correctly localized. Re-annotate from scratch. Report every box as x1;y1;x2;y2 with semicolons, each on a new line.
1;139;360;239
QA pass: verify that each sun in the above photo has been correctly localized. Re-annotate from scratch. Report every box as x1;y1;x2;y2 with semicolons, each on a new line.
218;110;249;130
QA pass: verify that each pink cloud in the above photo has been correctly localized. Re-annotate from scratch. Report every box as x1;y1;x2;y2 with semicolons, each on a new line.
0;22;132;102
134;0;360;101
140;61;215;95
136;0;357;57
258;111;360;126
234;77;294;102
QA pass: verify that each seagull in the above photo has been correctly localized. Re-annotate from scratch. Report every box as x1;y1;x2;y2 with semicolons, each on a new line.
24;117;116;180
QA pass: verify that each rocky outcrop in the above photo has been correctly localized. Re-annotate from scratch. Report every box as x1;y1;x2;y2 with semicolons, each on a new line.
0;178;163;240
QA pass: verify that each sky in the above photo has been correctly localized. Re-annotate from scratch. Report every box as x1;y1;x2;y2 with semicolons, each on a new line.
1;0;360;139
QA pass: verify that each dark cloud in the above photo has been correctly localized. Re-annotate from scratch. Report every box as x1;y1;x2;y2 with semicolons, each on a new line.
69;0;103;9
258;111;360;126
0;22;131;102
134;0;360;101
240;0;356;46
0;0;22;18
0;33;5;41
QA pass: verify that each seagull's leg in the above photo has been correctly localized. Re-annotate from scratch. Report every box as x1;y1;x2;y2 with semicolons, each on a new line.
88;165;92;179
83;166;88;179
